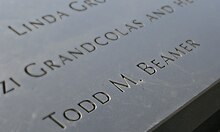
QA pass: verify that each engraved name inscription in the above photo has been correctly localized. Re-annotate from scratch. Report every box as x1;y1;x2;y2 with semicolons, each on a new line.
42;37;201;129
24;0;196;79
137;40;200;76
41;0;199;129
0;0;200;130
8;0;107;36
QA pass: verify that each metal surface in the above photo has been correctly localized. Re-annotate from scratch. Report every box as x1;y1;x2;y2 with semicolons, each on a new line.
0;0;220;132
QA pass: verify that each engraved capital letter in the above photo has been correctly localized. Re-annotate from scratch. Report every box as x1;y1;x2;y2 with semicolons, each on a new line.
24;63;47;77
0;81;14;94
81;43;96;53
8;26;27;36
137;62;157;75
109;74;138;92
69;1;87;11
42;15;56;24
78;100;97;113
161;5;174;13
63;109;82;121
93;92;111;104
42;112;66;129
